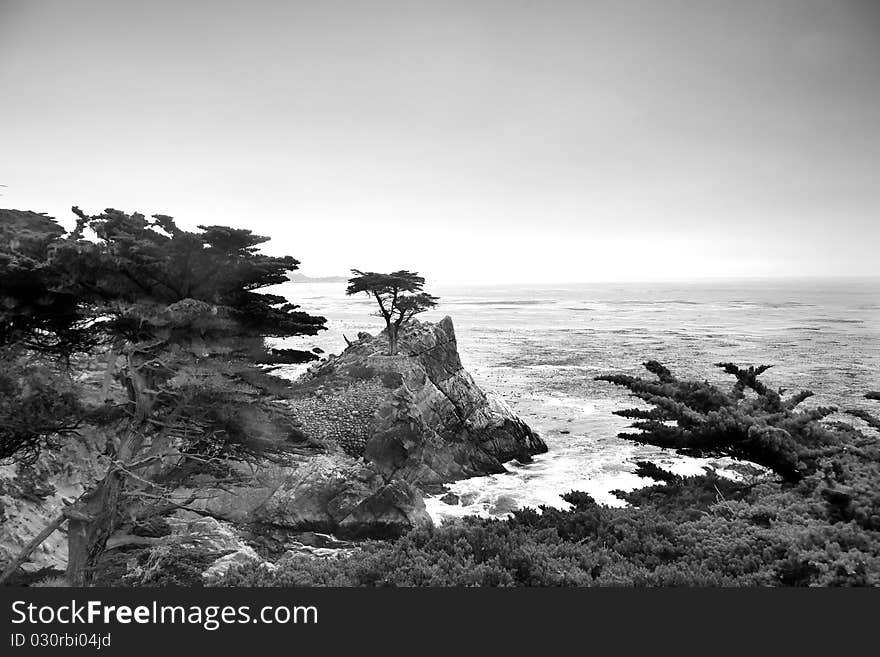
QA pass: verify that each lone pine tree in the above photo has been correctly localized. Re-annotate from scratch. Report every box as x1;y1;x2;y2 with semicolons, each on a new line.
346;269;438;355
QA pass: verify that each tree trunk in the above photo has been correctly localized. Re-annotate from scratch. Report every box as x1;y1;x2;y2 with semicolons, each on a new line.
65;352;152;586
64;470;126;586
100;344;119;401
388;325;398;355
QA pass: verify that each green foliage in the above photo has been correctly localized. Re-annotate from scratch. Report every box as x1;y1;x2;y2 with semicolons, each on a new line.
345;269;438;354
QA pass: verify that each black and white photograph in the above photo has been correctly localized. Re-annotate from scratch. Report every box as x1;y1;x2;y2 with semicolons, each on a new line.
1;0;879;619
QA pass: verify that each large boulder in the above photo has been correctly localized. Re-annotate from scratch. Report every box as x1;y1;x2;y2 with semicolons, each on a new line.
336;480;430;539
249;454;431;539
290;316;547;486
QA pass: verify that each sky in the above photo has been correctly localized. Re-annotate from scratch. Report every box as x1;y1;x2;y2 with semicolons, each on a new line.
1;0;878;284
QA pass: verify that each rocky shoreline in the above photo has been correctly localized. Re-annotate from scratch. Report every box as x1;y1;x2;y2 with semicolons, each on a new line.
0;317;546;584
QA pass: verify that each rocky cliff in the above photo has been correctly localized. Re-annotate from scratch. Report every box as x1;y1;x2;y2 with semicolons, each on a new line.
0;316;544;583
289;316;547;486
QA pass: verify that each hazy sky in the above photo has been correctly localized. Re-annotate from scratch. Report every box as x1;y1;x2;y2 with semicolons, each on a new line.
1;0;878;283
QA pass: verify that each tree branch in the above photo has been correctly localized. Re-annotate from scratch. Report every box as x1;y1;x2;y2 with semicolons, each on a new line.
0;513;67;585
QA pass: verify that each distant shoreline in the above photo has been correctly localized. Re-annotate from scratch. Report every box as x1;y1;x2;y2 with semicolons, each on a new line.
288;273;350;283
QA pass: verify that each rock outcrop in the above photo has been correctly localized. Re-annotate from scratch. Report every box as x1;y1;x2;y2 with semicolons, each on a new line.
197;454;431;540
192;316;545;538
188;317;544;542
289;316;547;486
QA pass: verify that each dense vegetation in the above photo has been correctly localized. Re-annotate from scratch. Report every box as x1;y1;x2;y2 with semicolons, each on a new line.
222;363;880;586
0;207;325;584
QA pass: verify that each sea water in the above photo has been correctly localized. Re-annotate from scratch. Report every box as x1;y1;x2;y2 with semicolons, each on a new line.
272;278;880;523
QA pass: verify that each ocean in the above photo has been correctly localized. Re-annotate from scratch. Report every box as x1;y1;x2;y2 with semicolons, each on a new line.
272;278;880;523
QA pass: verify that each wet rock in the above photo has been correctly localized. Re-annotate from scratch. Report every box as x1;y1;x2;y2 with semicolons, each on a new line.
440;492;460;505
489;494;519;515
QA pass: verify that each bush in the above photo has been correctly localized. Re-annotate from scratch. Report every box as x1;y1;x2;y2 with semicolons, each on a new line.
93;544;228;587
